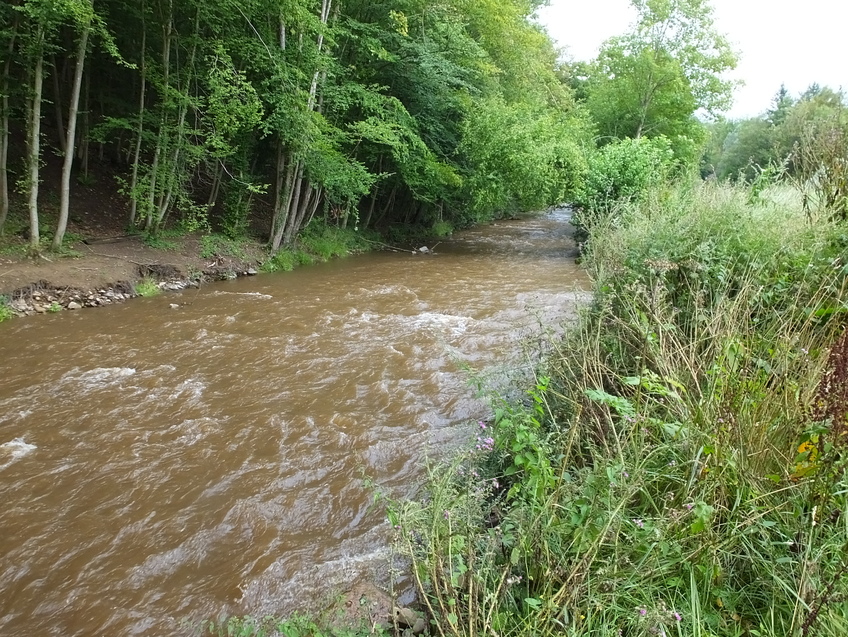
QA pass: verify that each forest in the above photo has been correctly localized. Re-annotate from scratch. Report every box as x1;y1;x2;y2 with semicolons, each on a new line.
0;0;745;257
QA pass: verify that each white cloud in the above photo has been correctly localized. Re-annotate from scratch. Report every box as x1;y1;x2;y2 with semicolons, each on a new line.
536;0;848;119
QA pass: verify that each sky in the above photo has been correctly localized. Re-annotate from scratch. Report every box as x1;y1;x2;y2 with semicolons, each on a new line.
536;0;848;119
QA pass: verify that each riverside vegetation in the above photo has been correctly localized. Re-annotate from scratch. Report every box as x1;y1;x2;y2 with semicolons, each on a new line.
391;174;848;637
0;0;735;263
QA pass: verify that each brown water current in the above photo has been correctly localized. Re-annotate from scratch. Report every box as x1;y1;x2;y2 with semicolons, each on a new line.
0;211;590;636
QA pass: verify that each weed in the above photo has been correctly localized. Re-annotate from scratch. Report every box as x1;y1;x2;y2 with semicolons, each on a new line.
201;612;389;637
200;234;248;261
261;249;298;273
431;219;454;238
300;224;370;261
143;234;178;250
134;277;160;297
48;301;62;313
0;296;14;322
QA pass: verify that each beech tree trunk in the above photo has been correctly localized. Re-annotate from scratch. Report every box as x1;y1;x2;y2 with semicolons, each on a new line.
129;4;146;227
53;9;91;250
27;26;46;252
0;16;18;236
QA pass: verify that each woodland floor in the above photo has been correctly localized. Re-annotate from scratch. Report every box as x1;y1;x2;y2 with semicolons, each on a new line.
0;157;268;298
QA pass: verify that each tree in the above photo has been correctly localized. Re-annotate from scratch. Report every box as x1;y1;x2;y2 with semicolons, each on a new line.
766;83;793;127
53;0;94;250
0;2;20;236
586;0;737;163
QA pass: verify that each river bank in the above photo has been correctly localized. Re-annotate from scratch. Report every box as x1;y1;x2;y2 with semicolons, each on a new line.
397;182;848;636
0;231;269;316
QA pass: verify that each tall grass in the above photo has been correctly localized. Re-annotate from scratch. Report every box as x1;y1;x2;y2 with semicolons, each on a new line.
395;181;848;637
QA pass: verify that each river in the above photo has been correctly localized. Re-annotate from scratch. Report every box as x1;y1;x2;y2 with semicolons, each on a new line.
0;211;589;636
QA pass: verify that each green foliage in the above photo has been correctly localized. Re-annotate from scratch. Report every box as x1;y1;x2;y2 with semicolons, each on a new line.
263;224;373;272
261;249;302;273
133;277;160;297
573;136;674;214
142;234;178;251
203;613;388;637
702;84;848;190
586;0;738;163
398;181;848;637
460;97;591;221
299;224;368;261
431;219;454;238
0;296;14;322
200;234;248;261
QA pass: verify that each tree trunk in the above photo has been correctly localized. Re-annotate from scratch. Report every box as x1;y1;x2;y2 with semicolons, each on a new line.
270;158;297;251
153;6;199;233
144;4;172;232
0;15;18;236
27;26;46;252
128;16;145;227
207;161;223;209
51;55;66;153
281;164;305;247
53;9;91;251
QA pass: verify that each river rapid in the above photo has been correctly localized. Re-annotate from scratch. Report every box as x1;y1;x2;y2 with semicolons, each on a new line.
0;211;589;635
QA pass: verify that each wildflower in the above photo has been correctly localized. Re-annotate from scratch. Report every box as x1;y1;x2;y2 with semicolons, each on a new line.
668;460;676;466
443;510;450;519
622;471;630;478
492;479;500;488
674;612;682;622
639;607;647;616
475;435;495;452
479;421;487;430
633;518;644;529
685;503;694;511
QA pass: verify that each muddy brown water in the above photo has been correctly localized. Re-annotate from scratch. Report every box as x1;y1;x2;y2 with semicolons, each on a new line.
0;211;589;636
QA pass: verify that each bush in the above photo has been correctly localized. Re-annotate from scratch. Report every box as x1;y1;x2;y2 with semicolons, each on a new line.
573;136;675;214
398;181;848;637
134;277;160;297
0;296;14;322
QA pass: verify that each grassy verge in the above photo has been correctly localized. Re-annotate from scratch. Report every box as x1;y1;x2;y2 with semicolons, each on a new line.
262;225;379;273
394;181;848;636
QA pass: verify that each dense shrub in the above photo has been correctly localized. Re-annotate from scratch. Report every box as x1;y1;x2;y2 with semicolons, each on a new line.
573;136;675;214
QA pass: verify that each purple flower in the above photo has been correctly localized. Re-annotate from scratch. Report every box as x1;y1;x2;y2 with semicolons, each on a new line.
443;510;450;519
674;612;682;622
633;518;644;529
639;607;647;616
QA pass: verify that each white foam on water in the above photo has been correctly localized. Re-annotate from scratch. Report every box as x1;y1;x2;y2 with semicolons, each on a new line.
168;379;206;405
409;312;472;337
213;291;273;300
60;367;136;390
0;437;37;469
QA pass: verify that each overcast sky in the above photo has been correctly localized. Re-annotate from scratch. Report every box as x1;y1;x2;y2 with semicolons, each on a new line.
536;0;848;119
